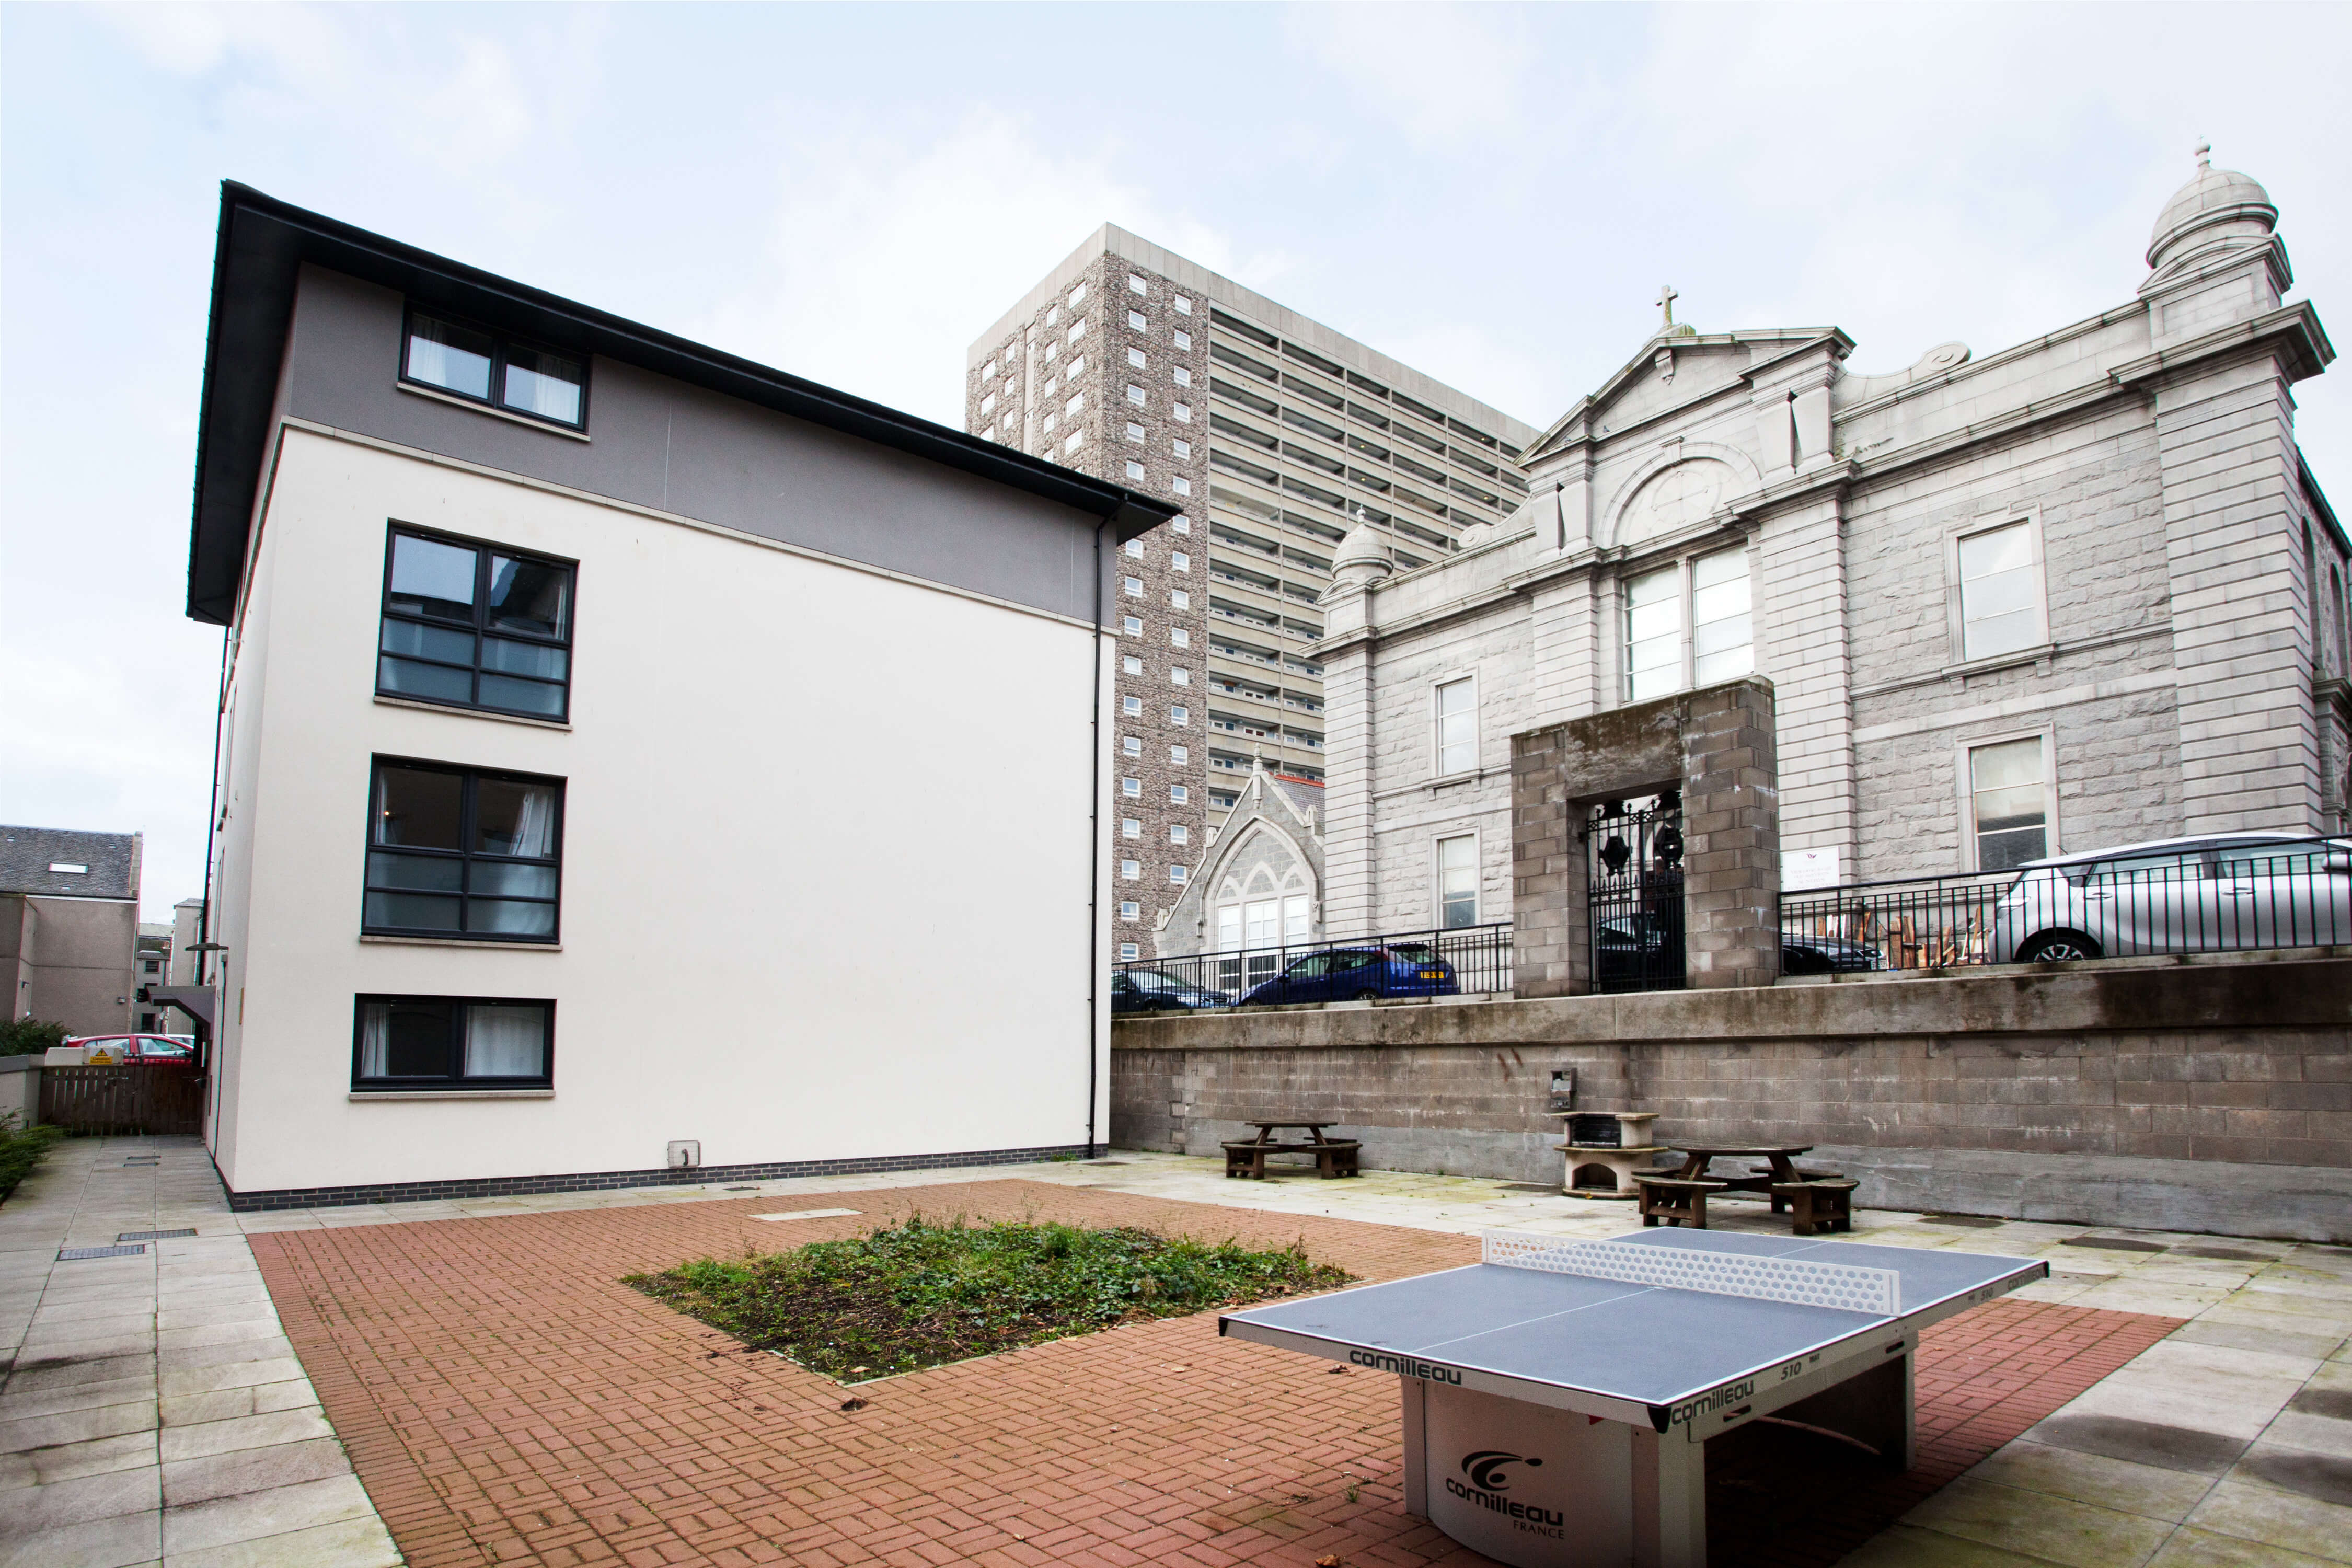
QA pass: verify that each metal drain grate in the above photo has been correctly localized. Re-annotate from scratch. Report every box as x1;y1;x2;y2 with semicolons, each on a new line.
118;1229;198;1242
59;1245;146;1261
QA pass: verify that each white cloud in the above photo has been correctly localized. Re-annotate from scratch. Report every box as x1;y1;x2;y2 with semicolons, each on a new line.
694;110;1252;425
1279;1;1530;144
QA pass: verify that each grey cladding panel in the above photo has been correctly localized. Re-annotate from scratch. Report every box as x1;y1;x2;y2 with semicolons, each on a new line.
286;270;1100;621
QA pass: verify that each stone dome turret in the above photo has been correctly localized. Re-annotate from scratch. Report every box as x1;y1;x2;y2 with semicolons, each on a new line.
1329;519;1394;587
2147;142;2276;271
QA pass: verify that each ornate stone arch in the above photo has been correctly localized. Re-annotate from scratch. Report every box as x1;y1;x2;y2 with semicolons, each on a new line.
1599;442;1763;551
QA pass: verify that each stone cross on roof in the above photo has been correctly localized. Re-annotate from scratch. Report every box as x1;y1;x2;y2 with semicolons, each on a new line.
1656;284;1678;331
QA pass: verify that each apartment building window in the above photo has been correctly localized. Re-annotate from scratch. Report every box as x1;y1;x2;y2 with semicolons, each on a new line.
353;995;551;1090
979;393;996;417
1436;834;1479;928
1122;777;1142;798
1170;589;1189;609
1170;704;1189;724
1127;460;1147;481
1120;902;1140;920
1172;439;1192;459
1171;824;1190;845
1171;627;1190;647
1172;476;1192;496
1169;865;1187;884
1065;429;1085;453
1122;696;1143;717
1126;384;1146;406
1065;392;1085;419
364;759;562;941
1119;942;1139;961
1173;330;1192;351
1071;282;1088;306
1171;783;1190;804
1170;746;1189;765
1968;736;2051;871
1625;546;1752;701
1171;515;1190;533
1124;575;1144;596
1129;310;1148;330
1126;422;1145;443
1172;551;1190;571
1171;667;1190;685
1173;295;1192;315
1123;736;1143;756
402;309;586;429
1434;676;1477;776
1122;615;1142;637
1122;859;1139;880
1128;274;1147;295
1956;520;2044;661
1066;354;1086;380
1174;402;1192;422
1125;538;1144;557
1045;340;1060;364
1123;655;1143;675
1123;818;1142;838
1069;318;1086;342
981;425;996;443
1173;366;1193;387
982;359;997;380
1129;348;1148;369
377;528;575;720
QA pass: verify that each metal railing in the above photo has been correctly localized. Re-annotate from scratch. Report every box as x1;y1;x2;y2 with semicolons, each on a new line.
1117;922;1513;1009
1777;838;2351;972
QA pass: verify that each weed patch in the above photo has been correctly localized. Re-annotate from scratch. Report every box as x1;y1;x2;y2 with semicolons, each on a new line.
627;1214;1349;1381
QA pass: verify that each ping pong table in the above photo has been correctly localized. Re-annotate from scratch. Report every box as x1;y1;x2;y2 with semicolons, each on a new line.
1219;1227;2046;1568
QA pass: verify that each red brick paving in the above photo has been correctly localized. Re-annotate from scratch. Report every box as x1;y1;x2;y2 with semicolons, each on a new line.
248;1182;2181;1567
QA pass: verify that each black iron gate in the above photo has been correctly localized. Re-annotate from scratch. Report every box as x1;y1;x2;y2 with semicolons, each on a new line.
1587;792;1686;993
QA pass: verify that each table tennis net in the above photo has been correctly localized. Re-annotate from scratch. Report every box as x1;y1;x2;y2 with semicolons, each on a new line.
1481;1233;1900;1316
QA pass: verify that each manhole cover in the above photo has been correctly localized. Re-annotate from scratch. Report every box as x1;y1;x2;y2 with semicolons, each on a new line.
60;1245;146;1261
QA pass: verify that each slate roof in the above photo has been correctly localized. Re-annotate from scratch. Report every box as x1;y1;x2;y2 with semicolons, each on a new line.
0;826;141;900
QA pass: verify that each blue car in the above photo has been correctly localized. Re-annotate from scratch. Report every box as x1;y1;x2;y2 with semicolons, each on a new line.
1239;943;1460;1006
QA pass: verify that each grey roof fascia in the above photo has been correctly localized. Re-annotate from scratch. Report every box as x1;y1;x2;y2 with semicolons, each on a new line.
187;184;1175;626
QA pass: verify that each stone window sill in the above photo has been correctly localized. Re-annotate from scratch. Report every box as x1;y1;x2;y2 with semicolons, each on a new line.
359;935;561;952
373;694;572;732
1941;643;2055;682
349;1089;555;1101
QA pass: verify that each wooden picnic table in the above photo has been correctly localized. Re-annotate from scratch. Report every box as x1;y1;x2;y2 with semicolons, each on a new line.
1224;1121;1361;1180
1663;1144;1815;1194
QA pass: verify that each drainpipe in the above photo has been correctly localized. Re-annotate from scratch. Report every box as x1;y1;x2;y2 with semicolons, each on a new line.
1087;513;1108;1159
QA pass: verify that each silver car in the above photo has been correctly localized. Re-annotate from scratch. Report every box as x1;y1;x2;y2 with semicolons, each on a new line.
1991;833;2352;962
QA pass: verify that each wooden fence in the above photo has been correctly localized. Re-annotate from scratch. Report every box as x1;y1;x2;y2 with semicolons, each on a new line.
39;1065;206;1136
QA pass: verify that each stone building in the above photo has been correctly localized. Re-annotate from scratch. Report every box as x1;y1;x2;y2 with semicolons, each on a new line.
1154;762;1325;976
1317;147;2342;941
967;226;1536;956
2;825;143;1037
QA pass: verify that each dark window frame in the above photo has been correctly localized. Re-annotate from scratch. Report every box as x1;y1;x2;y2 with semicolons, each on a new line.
350;994;556;1091
399;304;592;431
362;756;566;944
376;524;578;722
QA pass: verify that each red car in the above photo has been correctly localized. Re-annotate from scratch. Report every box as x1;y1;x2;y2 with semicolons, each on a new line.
65;1034;198;1064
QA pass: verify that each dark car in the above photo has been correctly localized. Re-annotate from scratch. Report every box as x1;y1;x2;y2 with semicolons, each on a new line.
1239;944;1460;1006
1110;969;1233;1014
1779;932;1885;975
1592;914;1685;991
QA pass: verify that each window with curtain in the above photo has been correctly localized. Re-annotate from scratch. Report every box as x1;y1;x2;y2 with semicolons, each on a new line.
353;996;551;1089
1958;522;2041;660
1438;835;1479;928
364;759;563;941
402;308;586;429
1969;737;2049;870
377;527;574;720
1434;676;1477;775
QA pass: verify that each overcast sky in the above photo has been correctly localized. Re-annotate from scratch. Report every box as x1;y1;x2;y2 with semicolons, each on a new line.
4;2;2347;920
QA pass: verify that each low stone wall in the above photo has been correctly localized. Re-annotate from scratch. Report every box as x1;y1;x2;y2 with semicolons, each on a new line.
1111;951;2352;1241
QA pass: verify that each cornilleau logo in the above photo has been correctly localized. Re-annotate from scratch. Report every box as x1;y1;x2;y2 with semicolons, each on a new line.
1442;1450;1562;1526
1346;1349;1462;1383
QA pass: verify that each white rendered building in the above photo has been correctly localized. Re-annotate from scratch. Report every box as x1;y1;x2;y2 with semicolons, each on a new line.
1317;149;2341;941
185;186;1172;1207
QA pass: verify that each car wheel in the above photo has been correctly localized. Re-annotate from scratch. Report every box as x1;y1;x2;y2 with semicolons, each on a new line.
2017;930;2103;963
1351;989;1379;1002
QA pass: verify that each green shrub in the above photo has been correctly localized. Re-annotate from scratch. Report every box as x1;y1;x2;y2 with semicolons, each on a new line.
628;1214;1350;1381
0;1019;68;1057
0;1114;63;1202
